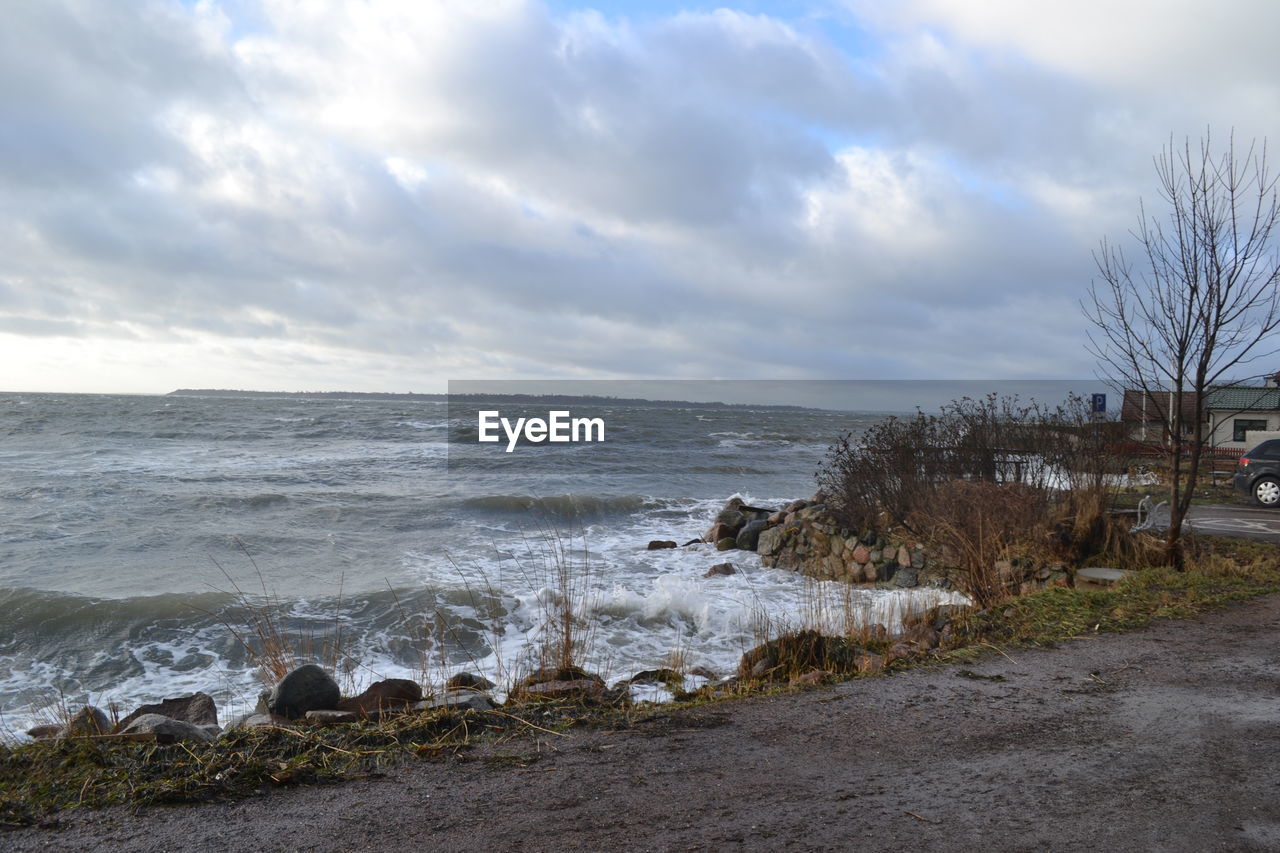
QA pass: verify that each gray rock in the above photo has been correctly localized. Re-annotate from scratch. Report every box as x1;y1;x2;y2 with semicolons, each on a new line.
892;566;919;588
304;709;360;725
716;537;738;551
117;691;218;731
267;664;341;719
447;672;497;691
335;678;422;717
625;668;683;686
735;519;768;551
756;525;785;557
704;522;738;543
63;706;111;738
25;724;63;740
120;713;216;743
230;712;292;730
514;679;604;701
416;692;497;712
715;509;747;530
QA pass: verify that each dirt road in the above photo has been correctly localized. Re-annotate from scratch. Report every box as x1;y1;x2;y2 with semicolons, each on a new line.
9;595;1280;852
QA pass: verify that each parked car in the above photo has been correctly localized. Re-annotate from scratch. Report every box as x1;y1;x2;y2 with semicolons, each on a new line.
1233;439;1280;506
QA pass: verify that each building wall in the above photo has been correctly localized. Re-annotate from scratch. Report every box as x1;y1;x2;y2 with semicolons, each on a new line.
1207;411;1280;447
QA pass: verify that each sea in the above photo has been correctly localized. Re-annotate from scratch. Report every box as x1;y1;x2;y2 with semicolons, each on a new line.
0;391;965;736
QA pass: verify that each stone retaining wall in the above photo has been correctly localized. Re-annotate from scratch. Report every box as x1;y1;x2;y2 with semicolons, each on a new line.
707;495;1070;594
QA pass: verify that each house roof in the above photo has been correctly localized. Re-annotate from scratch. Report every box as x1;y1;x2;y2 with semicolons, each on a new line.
1206;386;1280;412
1121;389;1201;423
1121;385;1280;421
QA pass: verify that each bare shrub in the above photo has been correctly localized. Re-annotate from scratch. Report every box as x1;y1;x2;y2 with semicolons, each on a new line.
816;393;1132;591
908;481;1048;608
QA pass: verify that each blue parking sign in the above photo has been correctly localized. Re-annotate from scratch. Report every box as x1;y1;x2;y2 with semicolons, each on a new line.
1091;393;1106;414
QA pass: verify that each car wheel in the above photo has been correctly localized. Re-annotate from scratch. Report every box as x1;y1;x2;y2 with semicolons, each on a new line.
1253;477;1280;507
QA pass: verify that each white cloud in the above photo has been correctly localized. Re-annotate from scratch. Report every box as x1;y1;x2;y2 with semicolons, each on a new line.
853;0;1280;93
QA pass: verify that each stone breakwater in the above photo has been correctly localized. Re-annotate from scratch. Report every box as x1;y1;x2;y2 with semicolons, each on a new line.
702;494;1071;596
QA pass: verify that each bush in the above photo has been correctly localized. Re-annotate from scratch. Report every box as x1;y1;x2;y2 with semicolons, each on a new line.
815;393;1131;603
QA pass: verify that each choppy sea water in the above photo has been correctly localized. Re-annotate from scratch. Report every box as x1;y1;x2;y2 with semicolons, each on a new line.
0;392;961;735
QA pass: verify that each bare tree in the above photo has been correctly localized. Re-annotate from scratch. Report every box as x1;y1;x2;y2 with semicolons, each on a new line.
1084;131;1280;568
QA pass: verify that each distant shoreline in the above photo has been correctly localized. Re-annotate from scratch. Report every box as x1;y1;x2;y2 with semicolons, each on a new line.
167;389;826;412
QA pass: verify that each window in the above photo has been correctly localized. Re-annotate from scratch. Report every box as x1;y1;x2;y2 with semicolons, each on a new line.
1252;440;1280;458
1234;419;1269;442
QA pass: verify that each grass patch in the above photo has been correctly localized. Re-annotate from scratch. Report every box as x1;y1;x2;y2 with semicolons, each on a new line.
0;702;612;829
960;538;1280;649
701;534;1280;691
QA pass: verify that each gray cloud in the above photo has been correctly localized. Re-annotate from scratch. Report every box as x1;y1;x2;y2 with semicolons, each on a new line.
1;0;1276;392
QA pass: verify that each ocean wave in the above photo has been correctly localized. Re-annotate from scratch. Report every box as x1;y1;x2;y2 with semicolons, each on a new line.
190;492;292;510
462;494;669;519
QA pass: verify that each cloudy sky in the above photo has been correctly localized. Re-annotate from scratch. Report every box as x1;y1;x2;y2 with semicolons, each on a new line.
3;0;1279;393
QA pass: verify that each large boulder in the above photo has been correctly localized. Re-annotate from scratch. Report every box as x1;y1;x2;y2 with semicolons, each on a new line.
418;692;496;712
335;678;422;718
447;672;496;692
756;526;786;557
735;519;768;551
119;713;216;743
25;725;63;740
714;509;747;530
509;666;605;702
646;540;678;550
267;664;341;719
515;679;605;701
624;668;684;687
229;712;292;730
704;522;739;543
116;692;218;732
892;566;919;588
63;706;111;738
738;505;775;521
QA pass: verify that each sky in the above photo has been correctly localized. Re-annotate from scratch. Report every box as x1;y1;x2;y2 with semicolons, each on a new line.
3;0;1280;394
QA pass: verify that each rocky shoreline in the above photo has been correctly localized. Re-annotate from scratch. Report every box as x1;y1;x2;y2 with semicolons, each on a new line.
20;493;1016;748
684;493;1071;596
11;592;1278;852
